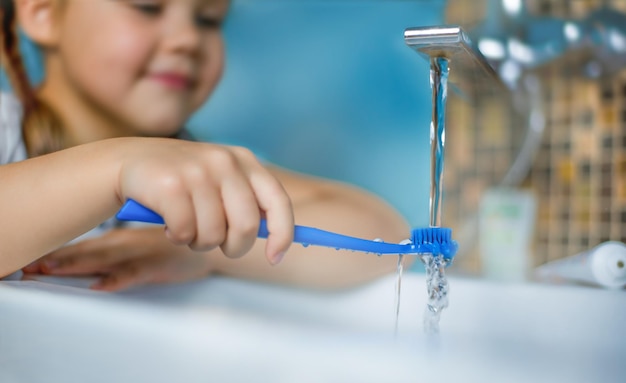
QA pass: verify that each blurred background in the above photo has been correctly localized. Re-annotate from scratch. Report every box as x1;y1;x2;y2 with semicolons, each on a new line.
4;0;626;279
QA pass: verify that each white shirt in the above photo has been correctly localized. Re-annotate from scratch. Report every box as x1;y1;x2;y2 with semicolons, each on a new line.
0;92;28;164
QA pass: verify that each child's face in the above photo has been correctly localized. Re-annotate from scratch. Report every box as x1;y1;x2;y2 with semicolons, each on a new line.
53;0;229;135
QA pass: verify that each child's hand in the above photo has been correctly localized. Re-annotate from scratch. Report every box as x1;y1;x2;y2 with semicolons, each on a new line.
0;137;292;278
115;138;293;265
23;228;215;292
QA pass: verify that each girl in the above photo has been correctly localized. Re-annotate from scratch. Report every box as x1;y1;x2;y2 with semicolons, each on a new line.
1;0;411;291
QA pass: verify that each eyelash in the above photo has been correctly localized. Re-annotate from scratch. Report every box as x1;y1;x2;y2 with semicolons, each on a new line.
132;3;223;29
195;15;222;29
132;3;162;16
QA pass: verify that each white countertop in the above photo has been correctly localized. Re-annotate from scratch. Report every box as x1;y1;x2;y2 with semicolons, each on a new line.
1;273;624;383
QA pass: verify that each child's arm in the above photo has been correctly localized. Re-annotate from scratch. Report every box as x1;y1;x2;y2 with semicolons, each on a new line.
0;137;294;277
27;165;411;291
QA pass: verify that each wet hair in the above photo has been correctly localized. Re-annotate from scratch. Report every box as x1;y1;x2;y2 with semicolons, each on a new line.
1;0;66;156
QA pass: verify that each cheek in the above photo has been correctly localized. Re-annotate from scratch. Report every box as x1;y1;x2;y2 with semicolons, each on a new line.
60;15;153;100
192;35;225;109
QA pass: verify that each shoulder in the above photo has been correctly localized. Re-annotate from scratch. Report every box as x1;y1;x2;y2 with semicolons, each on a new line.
0;92;27;164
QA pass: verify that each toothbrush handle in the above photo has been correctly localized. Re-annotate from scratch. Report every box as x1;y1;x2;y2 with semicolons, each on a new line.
116;199;413;253
117;199;276;233
116;199;165;224
259;220;408;253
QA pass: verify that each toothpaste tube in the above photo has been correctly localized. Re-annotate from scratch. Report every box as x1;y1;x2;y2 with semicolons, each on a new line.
535;241;626;289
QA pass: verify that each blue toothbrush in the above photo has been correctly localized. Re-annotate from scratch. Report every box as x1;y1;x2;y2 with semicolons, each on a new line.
116;199;458;260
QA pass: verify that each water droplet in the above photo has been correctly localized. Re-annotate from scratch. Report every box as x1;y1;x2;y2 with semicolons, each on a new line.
373;238;384;243
302;243;310;248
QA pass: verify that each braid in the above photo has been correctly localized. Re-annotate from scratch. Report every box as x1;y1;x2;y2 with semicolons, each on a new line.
1;0;66;157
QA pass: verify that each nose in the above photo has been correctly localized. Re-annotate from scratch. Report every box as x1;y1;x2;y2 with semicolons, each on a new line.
162;9;202;56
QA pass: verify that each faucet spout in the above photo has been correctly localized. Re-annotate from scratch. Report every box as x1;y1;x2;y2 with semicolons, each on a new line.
404;25;508;97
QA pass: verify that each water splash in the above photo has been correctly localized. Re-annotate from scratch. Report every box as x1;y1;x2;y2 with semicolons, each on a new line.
422;253;449;334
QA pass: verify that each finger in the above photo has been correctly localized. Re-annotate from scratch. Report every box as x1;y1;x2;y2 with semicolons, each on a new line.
37;230;144;275
90;253;211;292
152;183;197;246
22;261;44;274
217;173;260;258
38;241;98;274
40;257;115;276
90;261;155;292
246;163;294;265
187;177;226;251
23;243;90;275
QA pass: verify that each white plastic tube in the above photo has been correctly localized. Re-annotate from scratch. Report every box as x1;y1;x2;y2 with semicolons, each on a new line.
535;241;626;289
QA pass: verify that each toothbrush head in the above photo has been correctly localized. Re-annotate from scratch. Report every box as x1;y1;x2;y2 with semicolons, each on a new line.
411;227;459;261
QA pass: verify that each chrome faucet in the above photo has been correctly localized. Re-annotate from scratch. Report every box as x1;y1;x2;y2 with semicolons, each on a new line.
404;22;542;192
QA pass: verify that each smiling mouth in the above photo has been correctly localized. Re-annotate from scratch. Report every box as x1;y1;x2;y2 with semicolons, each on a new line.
149;73;194;90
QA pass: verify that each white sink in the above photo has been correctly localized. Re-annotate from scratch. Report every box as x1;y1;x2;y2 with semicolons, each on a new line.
0;272;624;383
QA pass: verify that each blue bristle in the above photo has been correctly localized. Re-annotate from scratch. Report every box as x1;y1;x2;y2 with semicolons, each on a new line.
411;227;457;260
